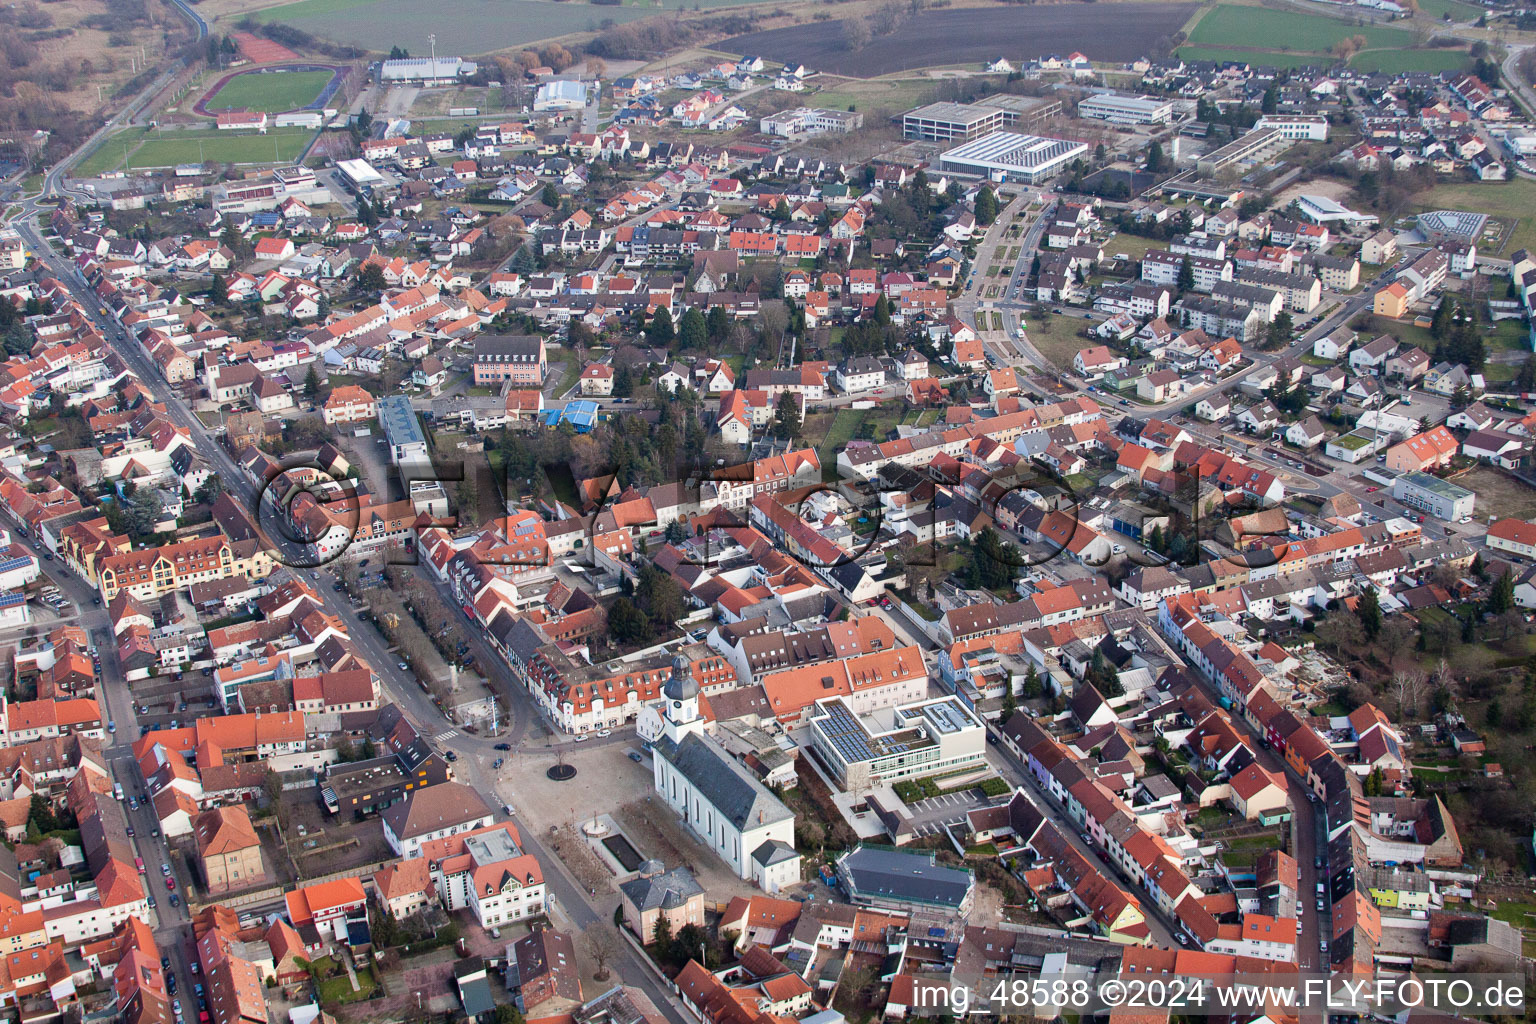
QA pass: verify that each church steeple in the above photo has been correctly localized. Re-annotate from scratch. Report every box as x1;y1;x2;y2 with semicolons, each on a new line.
662;654;702;741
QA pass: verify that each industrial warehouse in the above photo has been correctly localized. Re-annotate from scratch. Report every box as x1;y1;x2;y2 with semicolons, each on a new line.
938;130;1090;183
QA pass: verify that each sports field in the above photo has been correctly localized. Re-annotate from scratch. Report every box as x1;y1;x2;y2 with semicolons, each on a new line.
205;69;333;112
74;127;315;175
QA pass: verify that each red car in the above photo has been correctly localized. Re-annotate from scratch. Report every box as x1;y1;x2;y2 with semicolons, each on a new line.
165;876;176;891
1366;486;1379;492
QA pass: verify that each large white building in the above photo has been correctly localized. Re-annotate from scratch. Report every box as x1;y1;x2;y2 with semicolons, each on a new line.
938;131;1089;184
534;79;590;111
651;657;801;892
1077;93;1174;125
380;57;478;84
1254;114;1329;142
808;695;987;792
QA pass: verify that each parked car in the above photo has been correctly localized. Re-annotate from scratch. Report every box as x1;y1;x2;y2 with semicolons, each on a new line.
494;742;511;751
628;751;643;763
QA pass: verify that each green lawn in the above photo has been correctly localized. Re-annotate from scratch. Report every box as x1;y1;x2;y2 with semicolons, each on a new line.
311;957;379;1005
1348;47;1470;73
1188;5;1415;52
1413;0;1481;20
255;0;377;20
1021;311;1091;370
1414;179;1536;255
1180;3;1430;71
74;127;314;174
1176;46;1337;69
205;70;334;113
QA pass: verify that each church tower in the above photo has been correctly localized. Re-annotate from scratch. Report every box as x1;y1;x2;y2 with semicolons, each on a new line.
661;654;703;744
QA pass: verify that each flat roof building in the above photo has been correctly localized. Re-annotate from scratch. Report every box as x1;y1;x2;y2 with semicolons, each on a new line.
1392;471;1474;521
1195;127;1292;179
379;394;429;470
808;695;987;792
902;102;1006;142
336;158;384;190
534;80;589;111
1077;93;1174;125
938;130;1089;184
380;57;478;83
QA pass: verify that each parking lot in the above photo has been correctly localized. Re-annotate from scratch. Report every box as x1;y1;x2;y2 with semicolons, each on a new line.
902;789;1001;839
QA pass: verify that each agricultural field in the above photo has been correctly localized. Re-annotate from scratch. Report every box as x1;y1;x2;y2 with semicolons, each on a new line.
1413;0;1482;20
721;2;1197;77
1177;3;1448;72
1413;179;1536;255
1348;47;1470;73
1174;46;1332;69
254;0;659;52
74;127;315;175
204;69;334;112
1187;5;1414;51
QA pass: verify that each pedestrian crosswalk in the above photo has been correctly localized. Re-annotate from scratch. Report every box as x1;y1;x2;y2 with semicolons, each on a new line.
433;729;459;743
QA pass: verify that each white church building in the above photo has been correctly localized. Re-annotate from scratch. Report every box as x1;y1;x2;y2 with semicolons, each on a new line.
651;656;802;892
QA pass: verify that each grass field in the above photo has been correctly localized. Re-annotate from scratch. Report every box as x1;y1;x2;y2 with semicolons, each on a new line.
205;69;333;113
1413;179;1536;254
257;0;658;52
1179;3;1436;71
1414;0;1481;20
810;78;938;117
1021;312;1092;370
1347;47;1470;72
1188;5;1414;51
1175;45;1337;69
74;127;314;175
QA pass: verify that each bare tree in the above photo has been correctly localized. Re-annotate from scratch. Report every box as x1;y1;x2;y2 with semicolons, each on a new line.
1392;666;1426;720
842;15;871;50
583;923;621;980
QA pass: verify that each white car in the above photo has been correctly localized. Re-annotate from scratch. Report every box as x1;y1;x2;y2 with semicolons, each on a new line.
1459;515;1473;524
574;735;588;743
596;728;612;737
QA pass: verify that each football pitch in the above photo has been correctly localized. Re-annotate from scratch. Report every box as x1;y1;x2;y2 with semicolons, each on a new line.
74;127;315;175
205;70;334;113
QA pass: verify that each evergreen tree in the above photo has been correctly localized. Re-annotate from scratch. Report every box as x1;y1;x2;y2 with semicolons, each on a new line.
210;273;228;305
1177;255;1195;293
541;183;560;210
1356;586;1382;640
707;304;730;344
1488;570;1515;615
1518;355;1536;393
613;363;634;397
679;308;707;351
974;186;999;227
1147;140;1165;172
774;391;801;440
303;366;320;401
1021;664;1042;700
646;307;675;346
873;294;891;326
